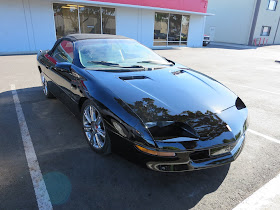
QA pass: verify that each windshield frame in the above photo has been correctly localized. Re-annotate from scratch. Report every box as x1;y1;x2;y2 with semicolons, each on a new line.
73;38;173;70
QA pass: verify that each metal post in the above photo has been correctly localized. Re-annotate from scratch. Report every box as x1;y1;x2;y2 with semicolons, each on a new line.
179;15;183;45
100;7;103;34
78;5;81;34
166;13;170;46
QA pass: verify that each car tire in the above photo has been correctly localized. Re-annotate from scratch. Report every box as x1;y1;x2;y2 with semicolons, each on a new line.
81;100;111;155
41;72;55;98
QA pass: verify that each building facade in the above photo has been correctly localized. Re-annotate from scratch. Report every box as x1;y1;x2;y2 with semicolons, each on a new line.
0;0;211;55
205;0;280;45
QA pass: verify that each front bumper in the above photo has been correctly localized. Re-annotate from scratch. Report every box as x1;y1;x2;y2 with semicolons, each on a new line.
146;134;245;172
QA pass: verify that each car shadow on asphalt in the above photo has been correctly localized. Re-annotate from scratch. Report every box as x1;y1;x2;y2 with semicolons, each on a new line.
1;86;230;209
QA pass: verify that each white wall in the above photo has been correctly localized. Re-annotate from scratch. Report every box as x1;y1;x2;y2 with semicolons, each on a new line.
205;0;256;45
138;9;156;47
116;7;205;48
0;0;30;54
116;7;154;48
29;0;57;51
0;0;56;55
187;15;205;47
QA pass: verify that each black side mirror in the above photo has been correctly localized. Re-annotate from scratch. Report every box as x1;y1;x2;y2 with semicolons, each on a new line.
163;57;175;65
55;62;72;72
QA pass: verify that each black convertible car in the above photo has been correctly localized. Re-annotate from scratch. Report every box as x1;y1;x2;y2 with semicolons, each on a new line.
37;34;248;172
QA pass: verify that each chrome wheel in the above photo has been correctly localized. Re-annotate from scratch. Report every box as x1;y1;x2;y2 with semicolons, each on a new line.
41;73;48;95
83;105;106;149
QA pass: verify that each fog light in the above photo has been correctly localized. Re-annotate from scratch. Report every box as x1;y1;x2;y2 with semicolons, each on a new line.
135;145;175;157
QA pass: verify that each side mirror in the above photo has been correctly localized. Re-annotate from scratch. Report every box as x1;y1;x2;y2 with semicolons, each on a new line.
163;57;175;65
55;62;72;72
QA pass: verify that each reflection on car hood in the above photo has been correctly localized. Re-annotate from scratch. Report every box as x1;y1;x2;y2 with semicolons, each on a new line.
87;66;237;123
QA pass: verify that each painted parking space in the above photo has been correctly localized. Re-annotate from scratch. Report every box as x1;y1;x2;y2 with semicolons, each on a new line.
11;84;52;210
0;89;37;209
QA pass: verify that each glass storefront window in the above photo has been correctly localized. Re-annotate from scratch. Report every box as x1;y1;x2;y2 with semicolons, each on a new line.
102;8;116;34
53;4;79;39
181;15;190;42
53;3;116;39
154;12;190;46
153;13;169;46
79;6;101;34
168;14;182;45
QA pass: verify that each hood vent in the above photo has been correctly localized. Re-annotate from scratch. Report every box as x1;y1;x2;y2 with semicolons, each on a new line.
119;76;149;81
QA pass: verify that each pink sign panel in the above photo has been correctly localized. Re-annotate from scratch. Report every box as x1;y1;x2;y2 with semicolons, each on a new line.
87;0;208;13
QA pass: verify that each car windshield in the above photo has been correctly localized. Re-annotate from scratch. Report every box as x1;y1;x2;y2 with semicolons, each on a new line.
76;39;172;69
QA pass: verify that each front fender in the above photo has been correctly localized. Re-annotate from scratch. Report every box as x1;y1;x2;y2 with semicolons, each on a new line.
81;72;156;148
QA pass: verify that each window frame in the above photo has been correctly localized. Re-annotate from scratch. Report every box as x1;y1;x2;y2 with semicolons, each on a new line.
153;12;190;47
153;12;169;45
50;39;75;63
260;26;271;36
53;4;80;39
53;3;116;39
267;0;278;11
79;5;102;34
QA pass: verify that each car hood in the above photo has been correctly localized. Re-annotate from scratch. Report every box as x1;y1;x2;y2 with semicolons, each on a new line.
87;66;237;124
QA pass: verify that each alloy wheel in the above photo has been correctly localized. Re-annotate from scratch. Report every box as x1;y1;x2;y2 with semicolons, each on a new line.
83;105;106;149
41;73;48;95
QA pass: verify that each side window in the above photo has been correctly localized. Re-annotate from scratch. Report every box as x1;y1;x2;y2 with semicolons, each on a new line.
261;26;271;36
52;40;74;63
268;0;278;11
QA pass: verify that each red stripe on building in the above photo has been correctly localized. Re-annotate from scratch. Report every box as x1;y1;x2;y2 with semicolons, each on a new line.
87;0;208;13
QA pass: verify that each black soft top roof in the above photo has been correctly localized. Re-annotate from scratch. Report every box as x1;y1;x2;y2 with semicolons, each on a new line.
65;34;131;41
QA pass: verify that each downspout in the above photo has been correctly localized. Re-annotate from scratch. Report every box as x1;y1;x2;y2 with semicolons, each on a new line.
273;16;280;44
248;0;262;45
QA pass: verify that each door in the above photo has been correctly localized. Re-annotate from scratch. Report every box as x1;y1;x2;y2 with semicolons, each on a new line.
47;40;81;114
209;27;216;42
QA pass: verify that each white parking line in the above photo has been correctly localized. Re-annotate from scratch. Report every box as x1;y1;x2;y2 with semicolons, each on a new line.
225;82;280;95
11;84;52;210
233;172;280;210
248;129;280;144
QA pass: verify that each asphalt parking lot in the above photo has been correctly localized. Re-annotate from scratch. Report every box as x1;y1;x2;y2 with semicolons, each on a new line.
0;44;280;210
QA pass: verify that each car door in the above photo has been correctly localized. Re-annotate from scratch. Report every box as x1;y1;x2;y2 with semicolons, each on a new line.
47;40;81;115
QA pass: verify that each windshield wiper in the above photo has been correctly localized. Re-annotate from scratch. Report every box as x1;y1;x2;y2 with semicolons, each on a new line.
137;60;173;66
87;61;120;66
121;65;145;68
87;61;145;69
